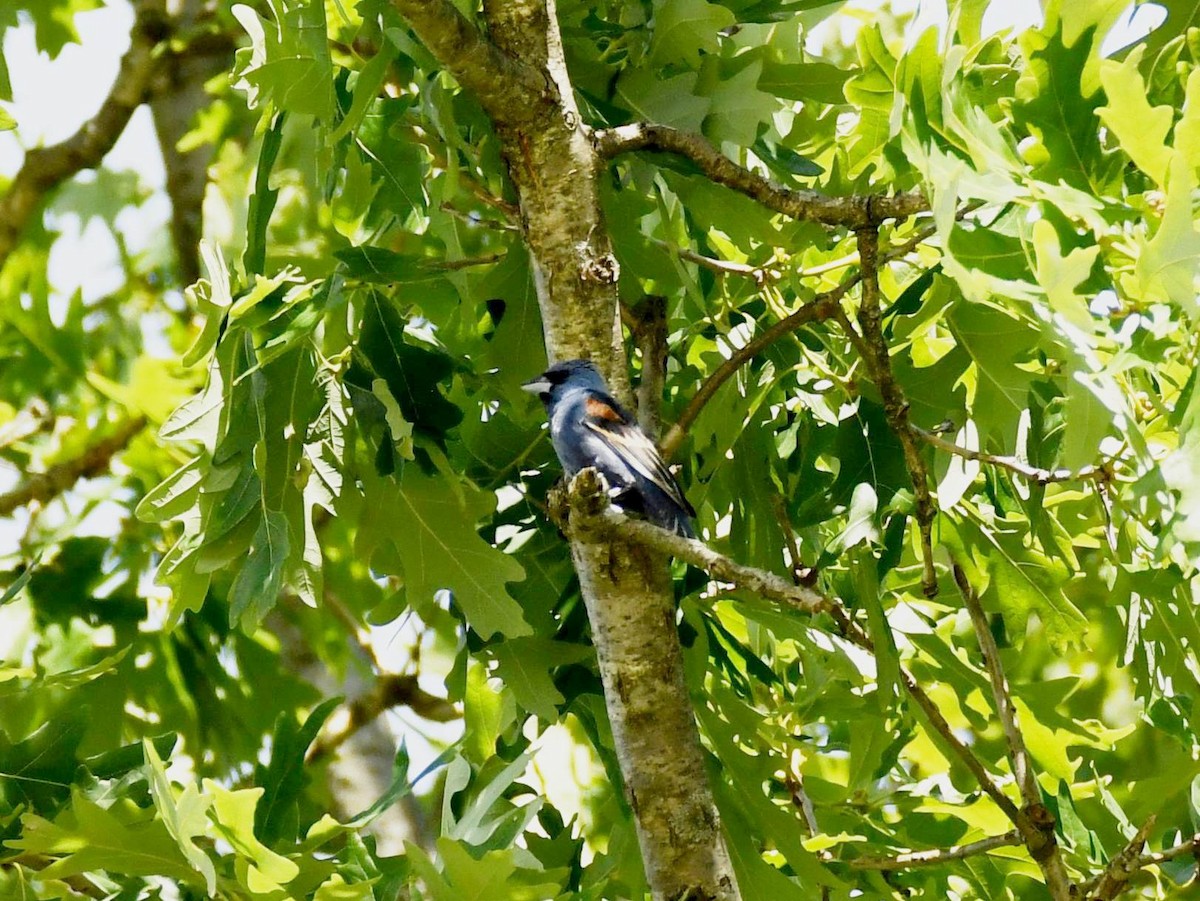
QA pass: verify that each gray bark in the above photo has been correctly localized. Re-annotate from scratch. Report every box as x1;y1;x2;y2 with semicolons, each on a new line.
391;1;741;897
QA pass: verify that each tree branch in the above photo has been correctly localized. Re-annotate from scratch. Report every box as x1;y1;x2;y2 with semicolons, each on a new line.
913;425;1112;485
658;213;968;461
955;565;1071;900
660;292;842;459
851;226;937;596
563;470;1076;879
843;611;1026;827
956;565;1037;803
0;6;169;272
1077;817;1159;900
150;2;236;287
652;237;779;283
561;469;830;617
0;417;148;517
592;123;927;227
306;673;460;764
390;0;547;127
847;830;1022;870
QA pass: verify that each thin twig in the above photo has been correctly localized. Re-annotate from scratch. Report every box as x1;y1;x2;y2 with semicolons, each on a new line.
914;425;1111;485
852;226;938;596
658;212;969;461
847;830;1022;870
660;292;842;459
956;565;1037;804
785;772;822;839
0;418;148;517
427;251;508;270
1077;816;1158;900
652;237;779;284
0;7;169;272
592;122;928;227
955;564;1072;900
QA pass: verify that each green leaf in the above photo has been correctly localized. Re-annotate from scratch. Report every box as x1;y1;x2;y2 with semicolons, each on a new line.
704;59;777;146
228;509;290;629
650;0;734;67
243;113;285;277
1096;46;1174;185
144;739;217;895
9;790;195;883
135;456;203;524
1136;155;1200;317
254;697;341;844
1012;20;1112;193
349;293;463;442
490;637;594;720
232;0;334;120
204;780;301;892
0;554;37;606
0;715;85;809
386;467;529;639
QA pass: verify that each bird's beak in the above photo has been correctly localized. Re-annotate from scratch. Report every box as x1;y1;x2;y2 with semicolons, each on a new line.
521;375;551;395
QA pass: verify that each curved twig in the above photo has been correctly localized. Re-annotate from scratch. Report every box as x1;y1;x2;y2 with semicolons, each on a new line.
914;425;1111;485
847;830;1022;871
660;291;842;459
592;122;927;227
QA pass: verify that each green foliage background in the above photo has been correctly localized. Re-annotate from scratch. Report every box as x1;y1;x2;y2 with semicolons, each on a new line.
2;0;1200;898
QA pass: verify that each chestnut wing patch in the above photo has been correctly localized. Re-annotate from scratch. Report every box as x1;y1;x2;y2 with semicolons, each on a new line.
585;396;625;422
582;406;695;518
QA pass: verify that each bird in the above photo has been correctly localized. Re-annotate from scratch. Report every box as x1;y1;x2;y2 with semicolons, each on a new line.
522;359;696;538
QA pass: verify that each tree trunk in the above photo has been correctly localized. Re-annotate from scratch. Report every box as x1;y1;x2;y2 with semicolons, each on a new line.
392;1;741;897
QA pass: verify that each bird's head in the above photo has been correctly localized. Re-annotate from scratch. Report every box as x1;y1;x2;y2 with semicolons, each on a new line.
522;359;607;404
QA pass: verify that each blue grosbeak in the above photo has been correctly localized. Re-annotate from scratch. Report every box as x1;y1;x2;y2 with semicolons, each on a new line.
523;359;696;538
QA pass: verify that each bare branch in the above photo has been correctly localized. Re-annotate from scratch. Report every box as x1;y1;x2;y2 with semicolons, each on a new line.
652;237;779;283
658;213;969;461
851;226;937;596
390;0;547;127
914;425;1111;485
956;565;1037;803
956;565;1072;899
847;830;1022;871
1077;817;1159;900
0;7;169;272
0;418;148;517
307;673;460;764
660;292;842;459
592;123;927;227
562;469;830;616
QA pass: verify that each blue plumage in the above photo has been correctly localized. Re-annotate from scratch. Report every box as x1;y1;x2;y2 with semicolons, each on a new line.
523;359;696;538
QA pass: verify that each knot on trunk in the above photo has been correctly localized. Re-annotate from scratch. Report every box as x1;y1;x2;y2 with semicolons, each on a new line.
579;248;620;284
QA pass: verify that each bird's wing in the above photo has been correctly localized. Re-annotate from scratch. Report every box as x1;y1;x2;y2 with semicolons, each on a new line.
581;394;696;517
